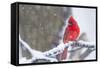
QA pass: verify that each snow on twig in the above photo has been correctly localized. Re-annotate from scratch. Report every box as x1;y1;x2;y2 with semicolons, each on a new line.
19;35;58;64
43;41;95;57
19;34;96;63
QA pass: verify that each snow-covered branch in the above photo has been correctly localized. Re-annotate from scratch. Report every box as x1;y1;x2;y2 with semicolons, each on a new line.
19;35;58;64
19;35;96;63
43;40;95;57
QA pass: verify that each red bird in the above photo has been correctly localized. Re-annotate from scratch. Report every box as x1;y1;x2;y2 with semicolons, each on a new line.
57;16;80;60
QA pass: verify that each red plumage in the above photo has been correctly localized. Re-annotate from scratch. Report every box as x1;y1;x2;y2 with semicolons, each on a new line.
57;16;80;60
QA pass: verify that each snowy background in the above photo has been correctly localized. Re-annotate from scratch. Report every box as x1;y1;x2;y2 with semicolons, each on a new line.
72;8;96;42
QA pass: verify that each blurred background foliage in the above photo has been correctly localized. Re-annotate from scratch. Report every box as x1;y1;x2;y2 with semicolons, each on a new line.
19;4;72;53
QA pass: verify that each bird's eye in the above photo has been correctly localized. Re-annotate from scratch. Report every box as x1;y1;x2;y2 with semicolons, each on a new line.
68;22;72;26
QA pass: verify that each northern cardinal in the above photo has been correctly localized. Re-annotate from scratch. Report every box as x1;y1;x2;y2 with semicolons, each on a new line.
57;16;80;60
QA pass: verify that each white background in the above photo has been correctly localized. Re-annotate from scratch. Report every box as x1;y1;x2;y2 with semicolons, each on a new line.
0;0;99;68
